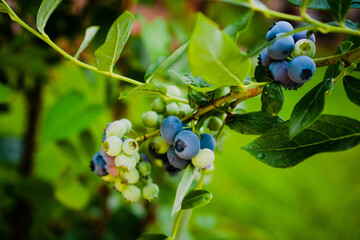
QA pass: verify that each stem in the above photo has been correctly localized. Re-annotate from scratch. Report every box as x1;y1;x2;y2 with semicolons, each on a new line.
314;47;360;67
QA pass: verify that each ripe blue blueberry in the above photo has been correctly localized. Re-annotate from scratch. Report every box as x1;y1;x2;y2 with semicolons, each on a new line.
293;30;315;43
90;152;108;176
167;146;190;169
279;77;303;90
266;21;294;41
160;116;183;144
200;133;216;151
269;61;291;84
287;55;316;83
268;33;295;60
173;130;200;160
258;48;273;67
161;155;181;175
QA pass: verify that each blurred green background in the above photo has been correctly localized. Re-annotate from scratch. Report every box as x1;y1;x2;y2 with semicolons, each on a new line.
0;0;360;239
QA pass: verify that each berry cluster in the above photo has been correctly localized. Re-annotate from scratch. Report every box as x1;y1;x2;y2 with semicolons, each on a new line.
90;119;159;203
258;21;317;90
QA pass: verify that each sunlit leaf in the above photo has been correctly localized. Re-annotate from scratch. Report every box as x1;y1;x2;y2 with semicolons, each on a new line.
181;190;212;210
119;83;167;99
75;26;100;59
36;0;62;33
0;83;13;103
223;10;253;40
170;70;217;92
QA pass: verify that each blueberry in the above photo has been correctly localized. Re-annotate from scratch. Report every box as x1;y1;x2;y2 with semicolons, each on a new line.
200;133;216;151
143;111;158;128
100;148;115;166
167;85;182;98
119;119;132;134
293;39;316;58
173;130;200;160
106;121;127;139
268;33;295;60
90;152;108;176
191;149;215;170
266;21;294;41
138;161;152;177
293;30;315;43
167;146;190;169
102;136;122;156
269;61;291;84
161;154;181;175
115;153;137;170
149;135;170;155
287;55;316;83
122;138;139;155
258;48;273;67
280;77;303;90
151;97;166;113
122;168;140;184
178;103;192;119
160;116;183;144
105;165;119;176
142;183;159;201
166;102;180;116
122;185;141;203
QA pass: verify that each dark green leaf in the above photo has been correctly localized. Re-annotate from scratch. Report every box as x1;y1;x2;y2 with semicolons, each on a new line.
226;111;284;135
339;41;353;53
355;64;360;71
0;83;13;102
95;11;134;72
254;65;273;83
326;0;352;23
119;83;167;99
170;70;217;92
188;93;210;109
261;83;283;116
0;3;9;13
36;0;62;33
343;76;360;107
288;0;360;9
75;26;99;59
41;91;104;141
145;42;188;82
223;10;253;40
188;13;251;87
289;79;332;138
171;164;199;216
137;234;168;240
243;114;360;168
181;190;212;210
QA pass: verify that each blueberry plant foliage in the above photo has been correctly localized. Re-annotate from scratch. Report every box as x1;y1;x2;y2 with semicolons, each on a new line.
1;0;360;239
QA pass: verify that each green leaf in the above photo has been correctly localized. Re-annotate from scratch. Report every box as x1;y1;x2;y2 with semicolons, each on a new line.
119;83;167;99
0;83;13;102
41;91;103;141
289;79;332;138
171;164;199;216
137;234;168;240
188;92;210;109
0;3;9;13
36;0;62;33
145;42;189;82
326;0;352;23
288;0;360;9
261;83;283;116
343;76;360;107
226;111;284;135
95;11;134;72
243;114;360;168
74;26;99;59
54;171;91;210
170;70;217;93
223;10;253;40
188;13;251;87
254;65;273;83
339;41;353;53
181;189;212;210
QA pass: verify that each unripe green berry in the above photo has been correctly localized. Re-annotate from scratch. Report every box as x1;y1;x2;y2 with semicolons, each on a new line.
166;102;179;115
214;87;231;99
142;183;159;201
178;103;192;119
123;168;140;184
167;85;182;98
151;98;166;113
204;164;215;175
106;121;127;139
138;161;152;177
192;149;215;169
150;135;170;154
122;185;141;203
122;138;139;155
102;136;122;156
133;152;141;163
143;111;158;128
115;153;137;170
208;116;223;131
114;178;126;192
120;119;132;134
293;39;316;58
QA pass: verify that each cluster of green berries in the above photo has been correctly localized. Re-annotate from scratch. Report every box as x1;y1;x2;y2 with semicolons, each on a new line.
90;119;159;203
258;21;317;90
142;86;192;129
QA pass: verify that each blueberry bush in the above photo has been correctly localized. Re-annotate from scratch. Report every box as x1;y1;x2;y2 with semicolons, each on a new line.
1;0;360;239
